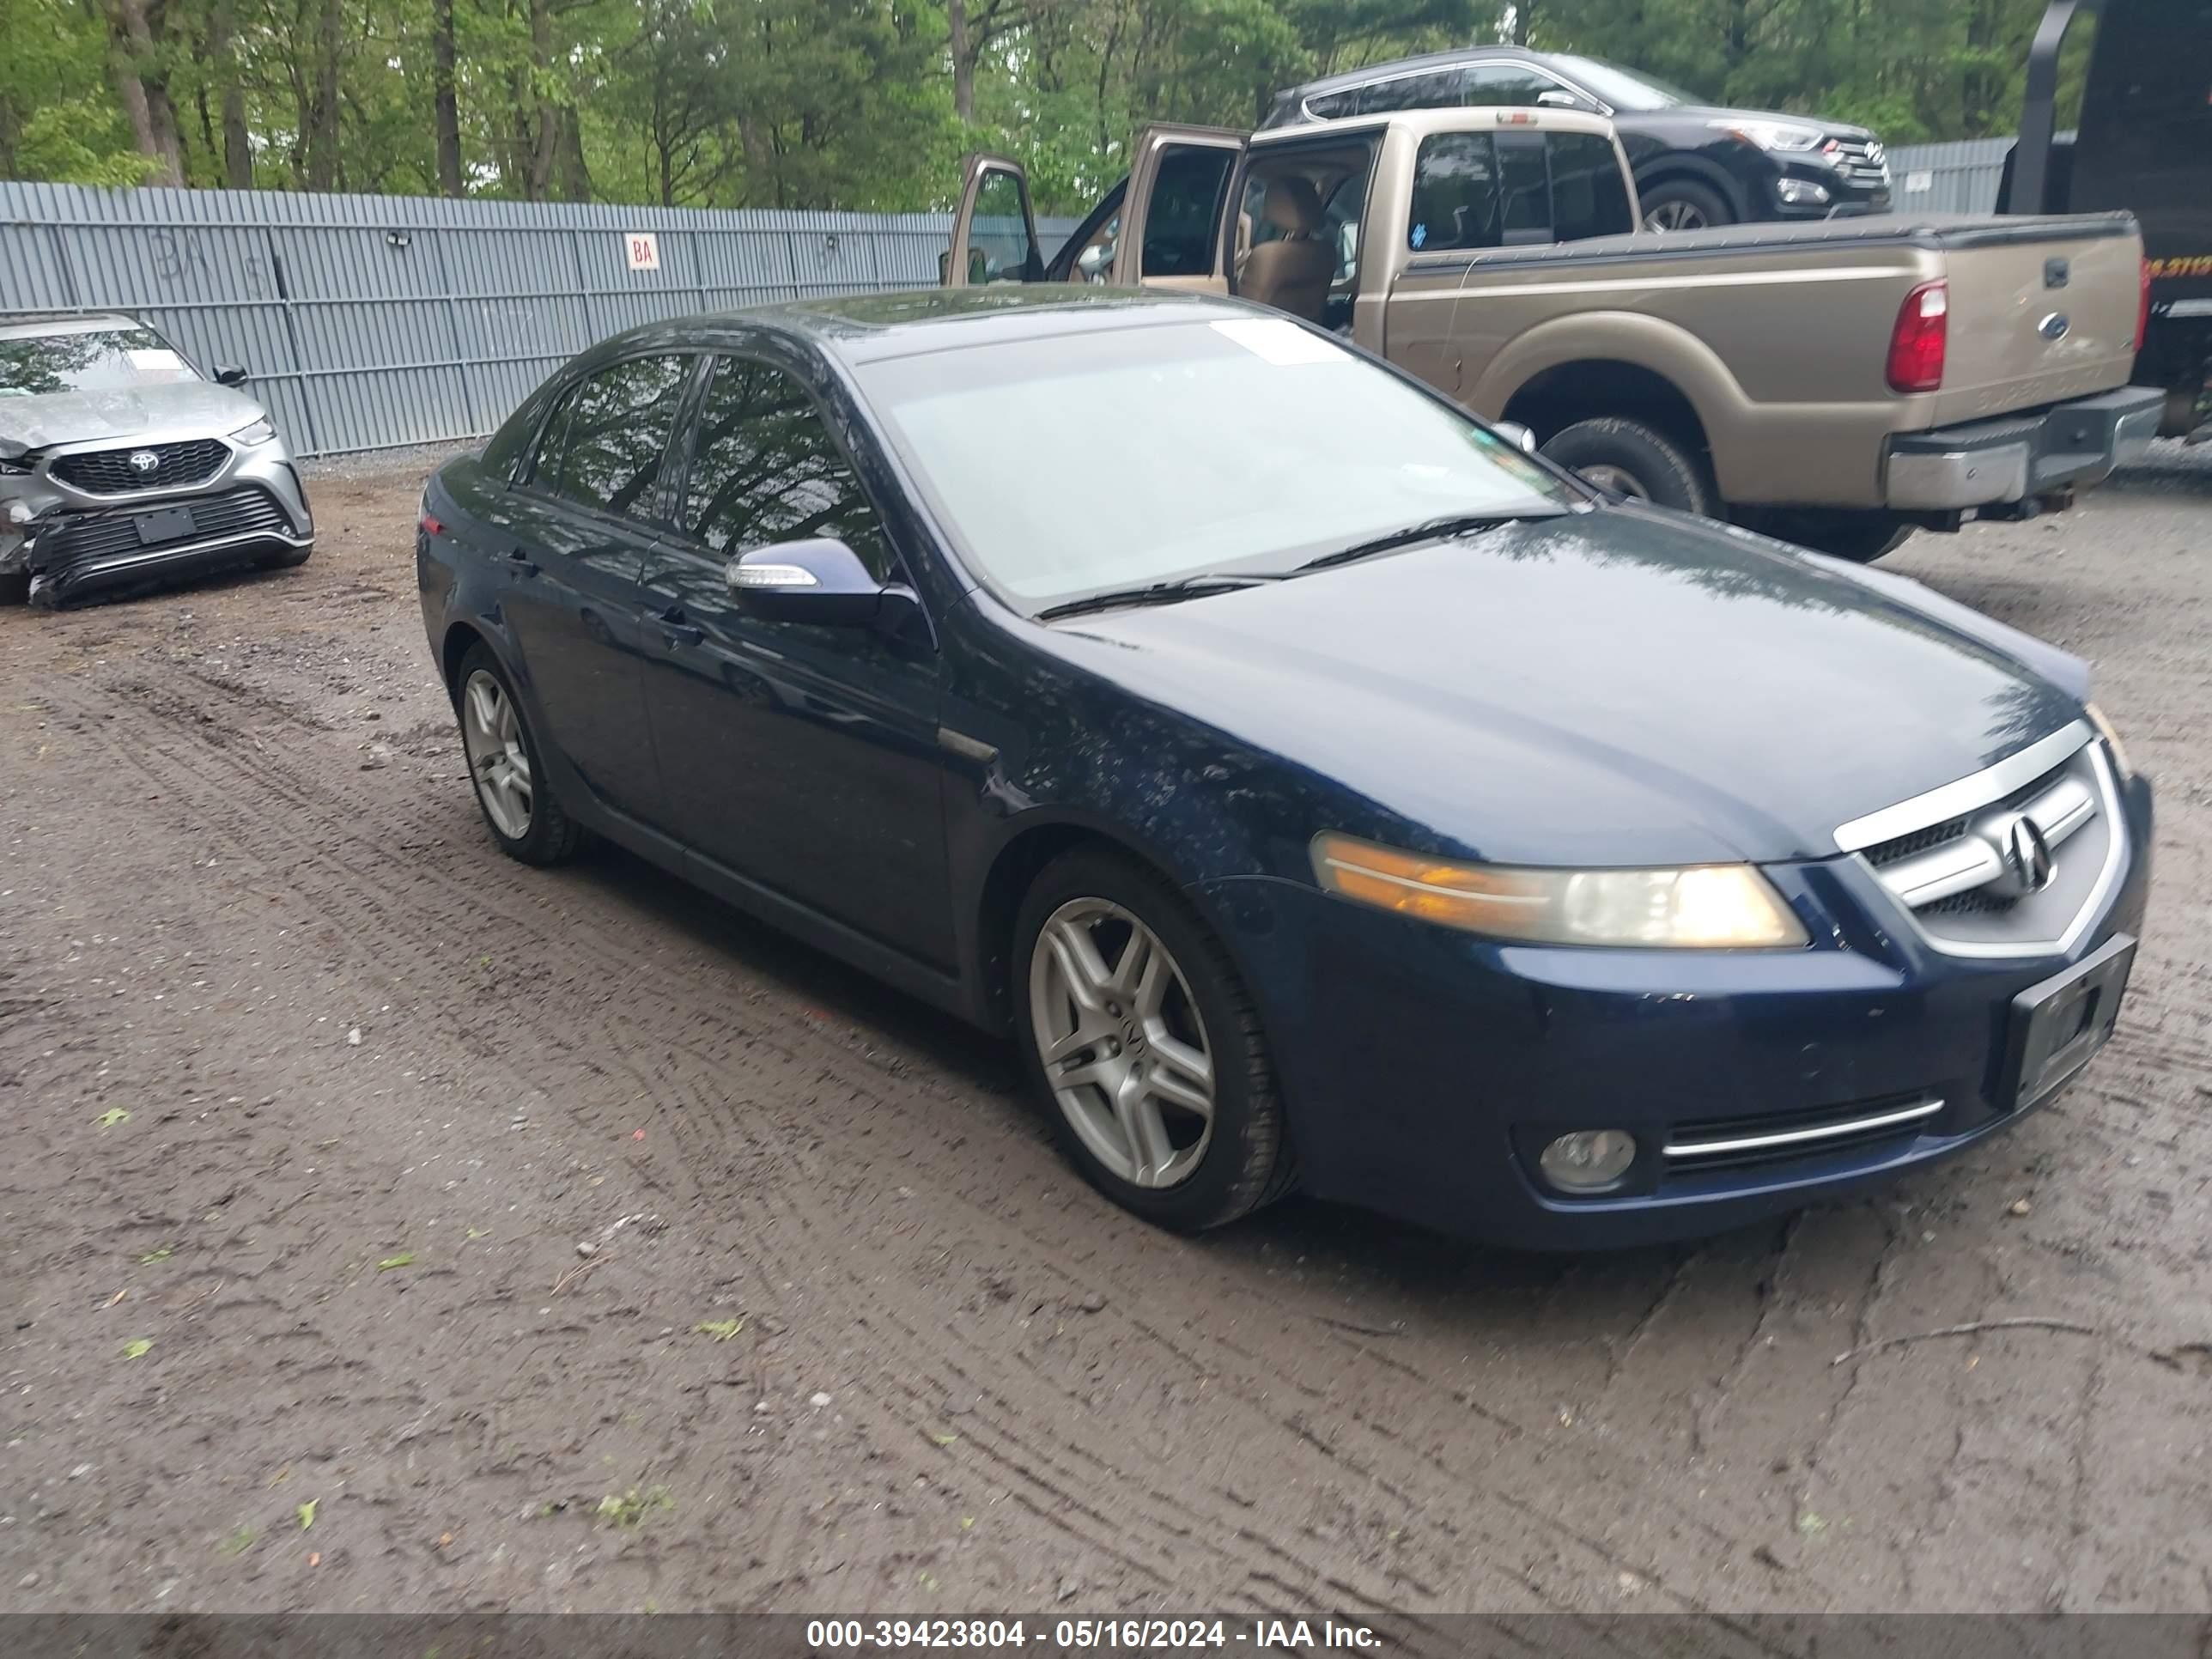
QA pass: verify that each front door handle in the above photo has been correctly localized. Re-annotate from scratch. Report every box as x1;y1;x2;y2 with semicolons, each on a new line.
507;545;539;578
659;603;704;648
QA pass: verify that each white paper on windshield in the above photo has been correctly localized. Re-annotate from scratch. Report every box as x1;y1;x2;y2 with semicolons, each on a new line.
1209;317;1345;366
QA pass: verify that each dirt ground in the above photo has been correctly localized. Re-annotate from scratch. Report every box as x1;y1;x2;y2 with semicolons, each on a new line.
3;446;2209;1620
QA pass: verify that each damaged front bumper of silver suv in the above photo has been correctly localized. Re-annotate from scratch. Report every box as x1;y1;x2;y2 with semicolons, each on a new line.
2;431;314;607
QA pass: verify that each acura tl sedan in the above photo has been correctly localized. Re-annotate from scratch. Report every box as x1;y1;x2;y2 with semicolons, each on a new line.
416;288;2150;1248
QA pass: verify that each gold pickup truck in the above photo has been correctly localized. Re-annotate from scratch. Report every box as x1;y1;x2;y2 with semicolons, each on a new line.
947;107;2162;561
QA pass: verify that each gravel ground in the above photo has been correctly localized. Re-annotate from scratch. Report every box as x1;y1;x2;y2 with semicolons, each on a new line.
2;447;2209;1619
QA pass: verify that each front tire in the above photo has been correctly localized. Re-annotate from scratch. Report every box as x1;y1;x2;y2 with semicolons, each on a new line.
1012;848;1295;1232
453;643;583;866
1641;179;1733;233
1542;417;1717;516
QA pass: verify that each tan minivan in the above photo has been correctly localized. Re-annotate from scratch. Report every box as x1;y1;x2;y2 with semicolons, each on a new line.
948;108;2161;561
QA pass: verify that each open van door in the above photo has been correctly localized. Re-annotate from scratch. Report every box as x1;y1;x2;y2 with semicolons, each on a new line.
1111;125;1248;291
945;154;1044;287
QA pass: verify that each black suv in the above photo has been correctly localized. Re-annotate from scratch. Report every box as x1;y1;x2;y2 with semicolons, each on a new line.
1262;46;1891;231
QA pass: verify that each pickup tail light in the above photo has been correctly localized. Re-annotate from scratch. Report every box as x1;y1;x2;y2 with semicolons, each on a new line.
1886;278;1948;394
2136;257;2152;355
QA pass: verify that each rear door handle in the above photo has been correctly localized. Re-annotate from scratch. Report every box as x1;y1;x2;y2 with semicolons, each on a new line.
507;545;539;577
659;603;704;648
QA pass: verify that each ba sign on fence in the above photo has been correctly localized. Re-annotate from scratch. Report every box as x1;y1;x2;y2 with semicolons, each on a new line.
625;232;661;271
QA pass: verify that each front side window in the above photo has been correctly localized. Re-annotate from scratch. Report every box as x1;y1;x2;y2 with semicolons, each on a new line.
0;325;197;397
1139;147;1237;277
968;169;1036;283
1407;133;1498;252
542;355;690;520
859;317;1575;608
1462;64;1573;106
681;356;892;579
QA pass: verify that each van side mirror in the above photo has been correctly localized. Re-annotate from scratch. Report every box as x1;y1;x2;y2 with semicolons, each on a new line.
729;538;902;627
214;363;250;386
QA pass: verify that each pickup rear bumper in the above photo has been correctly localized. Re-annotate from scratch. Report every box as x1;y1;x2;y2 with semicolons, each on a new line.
1885;386;2164;512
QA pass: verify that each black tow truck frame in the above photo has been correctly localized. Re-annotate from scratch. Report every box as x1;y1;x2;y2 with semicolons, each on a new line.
2002;0;2212;441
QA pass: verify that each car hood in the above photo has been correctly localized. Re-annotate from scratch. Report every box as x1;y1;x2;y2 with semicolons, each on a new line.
1036;508;2082;868
0;383;263;451
1668;103;1875;141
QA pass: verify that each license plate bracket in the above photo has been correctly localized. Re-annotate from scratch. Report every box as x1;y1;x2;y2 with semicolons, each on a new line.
1999;933;2135;1114
133;506;197;546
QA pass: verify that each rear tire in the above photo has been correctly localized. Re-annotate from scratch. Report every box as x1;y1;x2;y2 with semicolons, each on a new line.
1542;417;1717;516
1012;847;1296;1233
453;642;584;866
1641;179;1734;233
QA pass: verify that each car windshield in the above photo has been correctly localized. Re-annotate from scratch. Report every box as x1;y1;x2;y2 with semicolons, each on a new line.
856;316;1577;610
0;325;200;397
1548;54;1704;111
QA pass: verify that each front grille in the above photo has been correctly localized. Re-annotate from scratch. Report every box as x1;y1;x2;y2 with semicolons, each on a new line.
1826;136;1891;192
40;486;290;565
1664;1093;1942;1176
51;439;230;495
1848;732;2117;955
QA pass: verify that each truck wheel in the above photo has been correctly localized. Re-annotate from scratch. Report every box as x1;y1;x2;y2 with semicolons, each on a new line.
1766;510;1914;563
1542;418;1717;516
1641;179;1733;233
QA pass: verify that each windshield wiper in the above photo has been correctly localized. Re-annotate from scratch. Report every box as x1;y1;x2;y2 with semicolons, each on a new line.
1035;573;1284;622
1296;511;1565;574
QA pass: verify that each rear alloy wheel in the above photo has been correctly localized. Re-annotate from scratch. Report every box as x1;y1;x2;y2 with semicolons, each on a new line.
1542;417;1717;516
1014;849;1294;1231
454;643;583;866
1641;179;1732;233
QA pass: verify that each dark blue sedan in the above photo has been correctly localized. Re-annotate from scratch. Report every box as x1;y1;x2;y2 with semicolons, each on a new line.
416;288;2151;1247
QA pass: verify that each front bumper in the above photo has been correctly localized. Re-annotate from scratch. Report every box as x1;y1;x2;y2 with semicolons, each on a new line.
5;441;313;606
1194;771;2152;1249
1885;385;2164;513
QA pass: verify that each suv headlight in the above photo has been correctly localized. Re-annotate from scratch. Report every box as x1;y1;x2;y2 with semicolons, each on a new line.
1311;833;1808;949
2086;702;2132;780
229;416;276;447
1711;118;1826;154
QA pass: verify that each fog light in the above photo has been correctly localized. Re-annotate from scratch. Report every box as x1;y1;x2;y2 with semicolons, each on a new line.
1539;1130;1638;1193
1776;178;1831;207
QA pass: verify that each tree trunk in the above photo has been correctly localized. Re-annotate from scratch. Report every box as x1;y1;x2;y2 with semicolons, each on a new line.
106;0;184;185
208;0;252;187
305;0;343;189
948;0;975;122
1514;2;1533;47
525;0;558;200
434;0;464;195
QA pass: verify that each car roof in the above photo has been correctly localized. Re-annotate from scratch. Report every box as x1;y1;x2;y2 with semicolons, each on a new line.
0;311;144;341
583;287;1279;369
1285;44;1553;100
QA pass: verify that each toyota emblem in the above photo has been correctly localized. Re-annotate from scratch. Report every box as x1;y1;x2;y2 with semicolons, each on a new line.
127;449;161;474
1999;814;2057;896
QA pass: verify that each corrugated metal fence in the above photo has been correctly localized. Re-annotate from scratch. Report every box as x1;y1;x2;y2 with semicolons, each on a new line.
1888;138;2014;216
0;182;1078;458
4;153;2015;460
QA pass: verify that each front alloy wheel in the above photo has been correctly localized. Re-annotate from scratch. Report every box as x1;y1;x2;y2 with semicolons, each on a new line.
1029;897;1217;1189
1644;199;1710;232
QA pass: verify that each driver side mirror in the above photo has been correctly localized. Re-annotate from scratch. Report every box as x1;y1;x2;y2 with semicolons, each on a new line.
729;538;908;627
1535;90;1584;110
213;363;250;386
1491;421;1540;455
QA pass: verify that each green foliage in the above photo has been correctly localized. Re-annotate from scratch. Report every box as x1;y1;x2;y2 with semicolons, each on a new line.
0;0;2077;210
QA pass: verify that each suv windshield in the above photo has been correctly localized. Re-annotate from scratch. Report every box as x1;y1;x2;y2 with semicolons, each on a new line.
858;316;1577;610
1548;55;1703;112
0;325;200;397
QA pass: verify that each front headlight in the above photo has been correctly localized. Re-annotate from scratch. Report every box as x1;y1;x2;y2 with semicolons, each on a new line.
1711;118;1826;154
2085;702;2133;780
229;416;276;447
1311;833;1808;949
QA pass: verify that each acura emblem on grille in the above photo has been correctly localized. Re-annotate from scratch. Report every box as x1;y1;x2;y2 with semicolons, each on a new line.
127;449;160;473
1996;814;2057;896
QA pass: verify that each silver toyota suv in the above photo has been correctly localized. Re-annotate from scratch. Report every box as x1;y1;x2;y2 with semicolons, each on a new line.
1;312;314;606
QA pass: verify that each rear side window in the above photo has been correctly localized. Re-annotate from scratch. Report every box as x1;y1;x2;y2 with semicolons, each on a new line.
681;356;894;580
1357;70;1466;115
1407;131;1631;251
1303;91;1357;121
537;355;690;520
1140;147;1237;277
